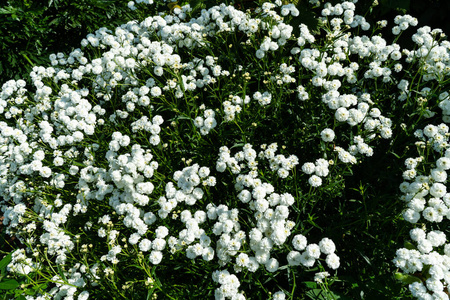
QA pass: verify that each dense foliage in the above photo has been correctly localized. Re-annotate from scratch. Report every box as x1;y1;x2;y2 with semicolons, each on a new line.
2;0;450;86
1;0;450;299
0;0;160;85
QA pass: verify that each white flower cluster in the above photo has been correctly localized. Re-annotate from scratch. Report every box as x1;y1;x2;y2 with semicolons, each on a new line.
321;2;367;30
130;115;163;141
410;26;449;82
222;94;250;122
394;228;450;299
400;124;450;224
194;108;218;135
159;164;215;214
40;208;75;265
270;63;296;86
287;236;339;270
7;249;37;275
296;24;316;47
127;0;154;11
396;123;450;299
252;91;272;106
104;140;338;299
46;263;92;299
302;158;331;188
438;92;450;123
212;270;244;300
258;143;299;178
392;14;418;35
216;143;339;271
5;0;445;297
0;2;348;297
254;3;294;59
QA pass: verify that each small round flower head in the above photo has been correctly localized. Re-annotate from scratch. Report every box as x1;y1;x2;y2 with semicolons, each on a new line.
302;162;315;174
306;243;321;259
236;253;250;268
308;175;322;187
431;168;447;182
403;209;420;223
326;253;340;269
149;250;163;264
139;239;152;252
155;226;169;239
320;128;335;142
265;258;279;272
430;183;446;198
319;238;336;255
417;239;433;254
273;291;286;300
409;282;427;297
292;234;307;251
437;157;450;170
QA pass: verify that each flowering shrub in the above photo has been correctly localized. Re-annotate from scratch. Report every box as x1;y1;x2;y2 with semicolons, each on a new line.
1;0;450;299
394;124;450;299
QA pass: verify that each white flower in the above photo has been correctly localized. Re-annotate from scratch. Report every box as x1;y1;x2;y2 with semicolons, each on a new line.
302;162;315;174
292;234;307;251
265;258;279;272
150;86;162;97
78;291;89;300
139;239;152;252
255;49;265;59
427;230;446;247
437;157;450;170
423;207;442;223
335;107;349;122
149;250;163;264
273;291;286;300
155;226;169;239
306;243;321;259
33;150;46;161
238;190;251;203
300;252;315;267
320;128;335;142
326;253;340;269
430;183;446;198
319;238;336;254
53;156;64;166
403;209;420;223
308;175;322;187
40;166;52;178
129;233;141;245
236;253;249;268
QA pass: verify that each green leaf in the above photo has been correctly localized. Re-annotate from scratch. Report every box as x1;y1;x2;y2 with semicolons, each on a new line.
306;288;352;300
403;240;416;250
0;279;19;290
304;281;318;289
0;254;12;271
306;289;327;299
394;272;422;285
25;288;36;296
